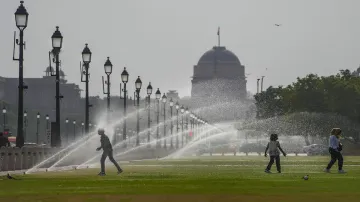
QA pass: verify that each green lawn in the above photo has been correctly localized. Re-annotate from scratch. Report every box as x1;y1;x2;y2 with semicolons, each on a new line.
1;156;360;202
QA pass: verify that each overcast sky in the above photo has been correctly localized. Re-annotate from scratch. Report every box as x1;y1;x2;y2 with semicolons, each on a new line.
1;0;360;98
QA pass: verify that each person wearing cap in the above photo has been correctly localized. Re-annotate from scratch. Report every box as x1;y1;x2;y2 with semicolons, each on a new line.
96;128;123;176
324;128;346;173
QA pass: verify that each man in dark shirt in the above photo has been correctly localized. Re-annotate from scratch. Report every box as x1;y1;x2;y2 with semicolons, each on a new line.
0;132;10;148
96;128;122;176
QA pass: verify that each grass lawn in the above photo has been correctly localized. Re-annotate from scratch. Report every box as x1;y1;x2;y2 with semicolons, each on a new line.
0;156;360;202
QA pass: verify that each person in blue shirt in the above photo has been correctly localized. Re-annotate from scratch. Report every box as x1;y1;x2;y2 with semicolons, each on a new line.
96;128;123;176
324;128;346;173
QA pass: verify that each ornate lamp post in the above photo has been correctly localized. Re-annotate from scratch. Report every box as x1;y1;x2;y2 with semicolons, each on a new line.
135;76;142;146
23;110;27;142
73;120;76;140
2;107;6;131
121;67;129;147
14;1;29;148
36;112;40;144
45;114;49;145
146;82;153;145
155;88;161;147
185;107;189;143
162;93;167;148
45;114;50;130
50;26;63;147
65;118;69;143
103;57;113;123
190;114;194;140
169;98;174;149
175;101;180;148
81;122;84;136
180;106;185;147
81;44;92;135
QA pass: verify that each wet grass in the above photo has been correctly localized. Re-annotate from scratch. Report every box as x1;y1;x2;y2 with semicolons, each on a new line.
0;156;360;202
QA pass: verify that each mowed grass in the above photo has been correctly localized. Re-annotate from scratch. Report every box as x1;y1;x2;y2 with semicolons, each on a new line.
1;156;360;202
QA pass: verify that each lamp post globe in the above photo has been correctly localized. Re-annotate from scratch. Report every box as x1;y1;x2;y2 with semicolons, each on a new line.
180;106;185;114
155;88;161;100
2;107;6;114
185;107;189;114
82;44;92;64
51;26;63;51
24;110;27;117
162;93;167;103
169;98;174;107
65;118;68;123
46;114;49;120
73;120;76;125
175;101;180;110
135;76;142;91
15;1;29;30
37;112;40;119
147;82;153;96
104;57;112;75
121;67;129;83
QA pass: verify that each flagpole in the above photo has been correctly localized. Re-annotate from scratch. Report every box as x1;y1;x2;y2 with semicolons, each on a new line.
217;27;220;46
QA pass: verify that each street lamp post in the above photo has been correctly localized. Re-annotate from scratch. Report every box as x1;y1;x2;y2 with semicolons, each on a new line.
36;113;40;144
103;57;113;123
180;106;185;147
50;26;64;147
175;101;180;149
121;67;129;147
73;120;76;140
169;99;174;149
81;122;84;136
23;110;27;142
135;76;142;146
185;107;189;144
14;1;29;148
65;118;69;144
46;114;49;130
2;107;6;131
146;83;153;146
46;114;49;145
162;94;167;148
81;44;92;135
155;88;161;147
190;114;194;141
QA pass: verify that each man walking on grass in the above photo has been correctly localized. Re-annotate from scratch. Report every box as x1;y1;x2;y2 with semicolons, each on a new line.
96;128;123;176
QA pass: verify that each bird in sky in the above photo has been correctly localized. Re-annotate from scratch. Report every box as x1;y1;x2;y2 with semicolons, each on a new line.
275;24;282;27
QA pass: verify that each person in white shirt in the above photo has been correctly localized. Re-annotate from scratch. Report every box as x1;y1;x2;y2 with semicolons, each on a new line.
324;128;346;173
264;134;287;173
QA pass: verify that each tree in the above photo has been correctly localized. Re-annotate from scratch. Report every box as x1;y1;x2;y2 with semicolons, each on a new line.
254;69;360;144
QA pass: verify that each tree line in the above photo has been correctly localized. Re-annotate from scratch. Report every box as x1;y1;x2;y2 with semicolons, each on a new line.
253;69;360;144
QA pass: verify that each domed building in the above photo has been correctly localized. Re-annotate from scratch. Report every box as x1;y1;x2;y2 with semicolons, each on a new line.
191;45;247;102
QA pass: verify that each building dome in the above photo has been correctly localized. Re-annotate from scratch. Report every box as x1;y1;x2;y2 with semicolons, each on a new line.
59;69;65;77
198;46;241;65
45;66;54;73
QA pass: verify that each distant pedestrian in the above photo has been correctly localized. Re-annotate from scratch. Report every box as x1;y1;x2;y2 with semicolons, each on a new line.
264;134;286;173
324;128;346;173
0;132;10;148
96;128;123;176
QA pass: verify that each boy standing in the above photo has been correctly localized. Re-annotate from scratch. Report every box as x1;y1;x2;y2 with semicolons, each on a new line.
96;128;123;176
264;134;286;173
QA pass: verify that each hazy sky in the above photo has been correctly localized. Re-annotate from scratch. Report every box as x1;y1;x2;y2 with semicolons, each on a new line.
1;0;360;98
